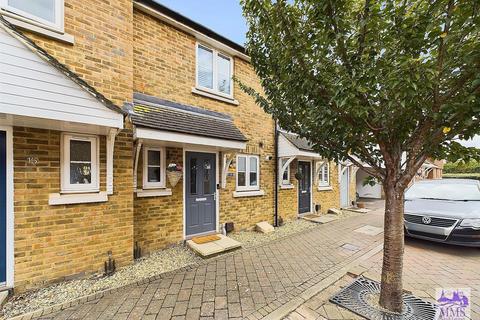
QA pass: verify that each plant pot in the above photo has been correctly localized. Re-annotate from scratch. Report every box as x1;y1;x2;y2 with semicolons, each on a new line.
167;171;182;188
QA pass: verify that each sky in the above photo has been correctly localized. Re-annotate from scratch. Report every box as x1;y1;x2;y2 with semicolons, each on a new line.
155;1;247;46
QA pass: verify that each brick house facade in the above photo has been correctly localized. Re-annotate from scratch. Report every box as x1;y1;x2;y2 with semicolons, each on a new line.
0;0;355;293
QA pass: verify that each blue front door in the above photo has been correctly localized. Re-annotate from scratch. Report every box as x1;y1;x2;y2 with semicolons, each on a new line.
0;131;6;284
185;152;216;236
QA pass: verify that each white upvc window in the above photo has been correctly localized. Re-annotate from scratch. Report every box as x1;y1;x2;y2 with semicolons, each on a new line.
196;43;233;97
236;154;260;191
61;133;99;193
318;162;330;187
281;158;290;185
143;146;166;189
1;0;64;31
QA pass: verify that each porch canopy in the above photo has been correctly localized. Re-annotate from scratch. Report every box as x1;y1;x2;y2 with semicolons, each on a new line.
278;131;326;181
0;17;125;134
131;93;247;150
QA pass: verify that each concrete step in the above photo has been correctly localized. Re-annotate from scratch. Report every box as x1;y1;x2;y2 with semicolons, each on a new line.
302;214;339;224
187;234;242;258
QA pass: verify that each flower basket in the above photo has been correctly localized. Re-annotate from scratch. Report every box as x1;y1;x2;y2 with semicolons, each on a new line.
167;163;183;188
167;171;182;188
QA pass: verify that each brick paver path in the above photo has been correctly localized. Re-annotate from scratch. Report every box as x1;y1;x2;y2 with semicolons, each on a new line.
39;211;384;320
286;204;480;319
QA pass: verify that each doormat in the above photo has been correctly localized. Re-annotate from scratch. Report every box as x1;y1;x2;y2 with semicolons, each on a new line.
330;277;439;320
191;235;221;244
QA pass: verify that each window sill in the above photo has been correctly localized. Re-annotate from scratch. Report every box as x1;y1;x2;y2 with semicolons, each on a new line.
233;190;265;198
49;191;108;205
2;13;74;44
280;184;294;190
317;186;333;191
136;189;172;198
192;87;239;106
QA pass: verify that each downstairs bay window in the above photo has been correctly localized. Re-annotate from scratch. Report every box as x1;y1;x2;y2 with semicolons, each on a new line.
236;154;259;191
61;133;99;193
143;146;166;189
317;161;331;190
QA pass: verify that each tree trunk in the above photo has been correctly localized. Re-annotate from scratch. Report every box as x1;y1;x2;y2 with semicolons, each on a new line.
379;182;405;313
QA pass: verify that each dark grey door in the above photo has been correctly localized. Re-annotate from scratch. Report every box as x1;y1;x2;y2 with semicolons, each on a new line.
298;161;311;214
186;152;216;236
0;131;6;284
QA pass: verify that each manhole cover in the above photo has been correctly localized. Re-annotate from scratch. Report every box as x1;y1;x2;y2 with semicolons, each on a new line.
330;277;439;320
354;225;383;236
341;243;360;251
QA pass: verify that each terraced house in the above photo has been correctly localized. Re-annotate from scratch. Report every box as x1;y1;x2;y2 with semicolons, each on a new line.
0;0;356;294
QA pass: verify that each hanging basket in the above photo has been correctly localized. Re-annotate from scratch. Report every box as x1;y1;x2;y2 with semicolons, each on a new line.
167;171;182;188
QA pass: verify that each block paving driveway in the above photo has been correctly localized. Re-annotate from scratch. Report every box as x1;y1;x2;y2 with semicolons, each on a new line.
39;201;480;319
286;204;480;319
40;209;384;320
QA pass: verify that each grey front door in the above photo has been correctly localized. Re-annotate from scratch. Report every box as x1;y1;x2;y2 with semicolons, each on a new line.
0;131;6;285
340;167;350;207
298;161;311;214
185;152;216;236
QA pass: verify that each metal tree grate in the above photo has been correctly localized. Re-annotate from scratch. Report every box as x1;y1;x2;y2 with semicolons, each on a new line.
330;277;439;320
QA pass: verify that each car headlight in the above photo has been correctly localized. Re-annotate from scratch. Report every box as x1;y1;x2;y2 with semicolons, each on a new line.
460;219;480;229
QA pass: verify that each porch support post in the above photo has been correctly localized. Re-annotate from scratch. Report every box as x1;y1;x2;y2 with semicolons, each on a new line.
133;139;143;191
279;156;295;185
221;153;235;188
106;128;119;195
350;166;360;183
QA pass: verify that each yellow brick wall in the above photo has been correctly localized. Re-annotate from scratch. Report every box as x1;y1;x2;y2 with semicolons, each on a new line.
134;147;184;253
314;162;342;212
9;0;135;291
132;10;275;253
23;0;134;106
13;127;133;291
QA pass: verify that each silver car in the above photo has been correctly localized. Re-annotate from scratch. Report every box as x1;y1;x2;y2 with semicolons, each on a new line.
404;179;480;247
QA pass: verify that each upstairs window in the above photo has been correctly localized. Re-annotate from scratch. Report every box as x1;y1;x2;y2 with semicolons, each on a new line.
196;43;233;97
143;147;166;189
236;155;259;191
61;134;99;193
1;0;64;31
318;162;330;187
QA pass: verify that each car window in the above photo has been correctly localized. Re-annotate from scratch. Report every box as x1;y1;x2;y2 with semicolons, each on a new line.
405;182;480;201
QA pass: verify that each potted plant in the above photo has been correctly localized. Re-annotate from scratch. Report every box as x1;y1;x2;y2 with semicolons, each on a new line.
166;163;183;187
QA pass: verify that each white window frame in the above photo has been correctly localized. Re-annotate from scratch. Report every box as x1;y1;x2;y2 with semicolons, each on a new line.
143;146;166;189
281;158;291;185
318;162;330;187
61;133;99;194
0;0;64;32
236;154;260;192
195;42;234;99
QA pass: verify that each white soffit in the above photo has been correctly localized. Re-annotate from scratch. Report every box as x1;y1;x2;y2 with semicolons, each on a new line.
135;127;247;150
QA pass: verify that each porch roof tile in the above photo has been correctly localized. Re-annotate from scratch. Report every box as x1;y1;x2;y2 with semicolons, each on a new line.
280;131;314;152
131;93;248;142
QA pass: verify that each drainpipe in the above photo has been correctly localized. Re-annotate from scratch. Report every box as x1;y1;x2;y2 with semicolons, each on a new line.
274;119;279;227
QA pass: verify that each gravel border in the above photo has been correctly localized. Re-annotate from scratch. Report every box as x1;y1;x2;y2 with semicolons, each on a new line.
1;213;357;320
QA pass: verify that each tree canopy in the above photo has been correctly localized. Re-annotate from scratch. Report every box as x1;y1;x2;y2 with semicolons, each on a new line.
240;0;480;187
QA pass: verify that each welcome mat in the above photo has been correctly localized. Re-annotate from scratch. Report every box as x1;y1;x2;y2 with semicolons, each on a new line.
191;235;221;244
330;277;439;320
